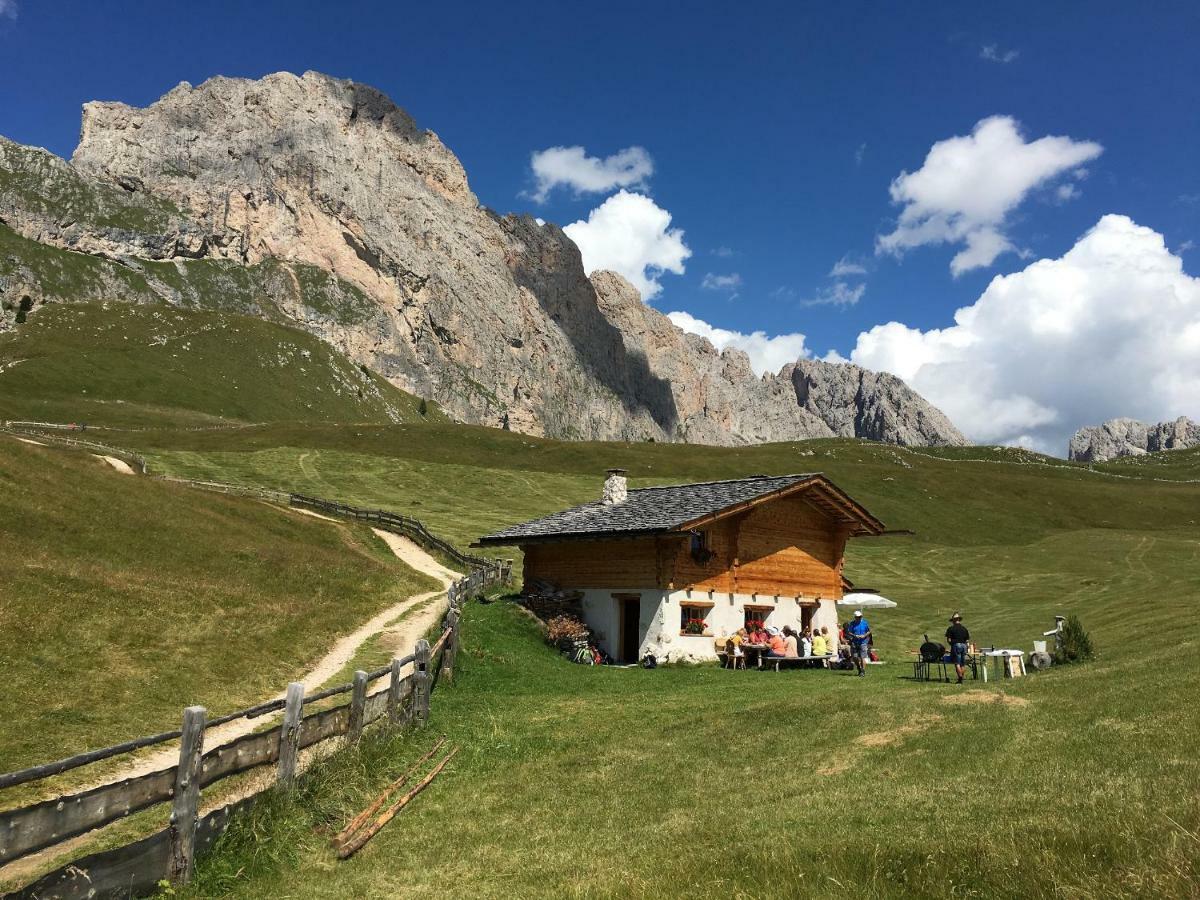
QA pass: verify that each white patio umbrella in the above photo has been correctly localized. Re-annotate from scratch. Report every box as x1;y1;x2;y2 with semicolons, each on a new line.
837;590;898;609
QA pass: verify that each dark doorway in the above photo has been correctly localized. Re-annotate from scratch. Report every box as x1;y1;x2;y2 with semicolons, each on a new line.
616;594;641;663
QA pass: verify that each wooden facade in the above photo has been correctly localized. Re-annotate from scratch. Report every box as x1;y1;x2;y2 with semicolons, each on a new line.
522;493;849;600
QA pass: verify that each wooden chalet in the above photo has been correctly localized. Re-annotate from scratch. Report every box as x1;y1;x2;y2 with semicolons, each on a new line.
475;470;884;663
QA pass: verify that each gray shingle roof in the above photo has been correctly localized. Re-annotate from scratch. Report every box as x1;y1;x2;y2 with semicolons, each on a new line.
476;474;825;546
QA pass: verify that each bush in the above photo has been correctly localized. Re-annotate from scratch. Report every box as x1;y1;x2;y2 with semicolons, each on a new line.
1054;615;1095;664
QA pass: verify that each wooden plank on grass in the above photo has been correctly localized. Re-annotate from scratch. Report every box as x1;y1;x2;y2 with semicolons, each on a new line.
7;795;256;900
199;724;283;787
363;685;398;729
0;766;177;865
297;705;351;749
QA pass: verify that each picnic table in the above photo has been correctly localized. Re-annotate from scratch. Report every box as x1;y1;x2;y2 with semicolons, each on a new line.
742;642;769;668
716;642;768;669
718;643;833;671
761;653;833;672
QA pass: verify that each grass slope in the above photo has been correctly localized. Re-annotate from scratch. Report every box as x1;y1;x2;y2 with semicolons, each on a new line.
0;303;439;427
188;595;1200;899
107;422;1200;898
0;437;438;800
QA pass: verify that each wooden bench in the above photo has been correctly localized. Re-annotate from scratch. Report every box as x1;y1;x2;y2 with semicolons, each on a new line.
762;654;832;672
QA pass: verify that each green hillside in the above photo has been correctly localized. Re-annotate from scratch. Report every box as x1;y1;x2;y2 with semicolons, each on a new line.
0;436;438;799
0;302;437;427
4;291;1200;895
77;421;1193;898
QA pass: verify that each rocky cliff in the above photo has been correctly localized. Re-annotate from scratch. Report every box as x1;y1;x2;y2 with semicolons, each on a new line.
1068;417;1200;462
0;70;966;447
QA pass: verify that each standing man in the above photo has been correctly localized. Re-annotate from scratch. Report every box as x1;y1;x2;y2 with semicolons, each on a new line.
945;613;970;684
846;610;872;677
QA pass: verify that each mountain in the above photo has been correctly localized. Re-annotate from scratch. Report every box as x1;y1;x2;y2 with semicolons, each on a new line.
1069;416;1200;462
0;71;965;448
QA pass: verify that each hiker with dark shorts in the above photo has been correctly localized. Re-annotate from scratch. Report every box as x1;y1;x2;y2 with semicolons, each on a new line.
846;610;871;677
945;613;970;684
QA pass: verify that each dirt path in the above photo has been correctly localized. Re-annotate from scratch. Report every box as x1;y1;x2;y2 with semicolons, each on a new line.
0;518;461;885
93;454;135;474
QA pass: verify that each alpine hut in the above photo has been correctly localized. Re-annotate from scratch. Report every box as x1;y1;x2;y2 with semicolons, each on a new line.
474;470;885;663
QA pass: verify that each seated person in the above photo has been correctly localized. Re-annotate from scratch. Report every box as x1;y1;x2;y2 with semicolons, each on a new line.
749;624;769;645
801;630;813;657
781;625;800;657
811;630;828;657
766;626;788;657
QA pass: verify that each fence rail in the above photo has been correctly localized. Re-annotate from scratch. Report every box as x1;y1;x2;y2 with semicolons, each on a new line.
289;493;504;575
0;425;149;475
0;495;511;900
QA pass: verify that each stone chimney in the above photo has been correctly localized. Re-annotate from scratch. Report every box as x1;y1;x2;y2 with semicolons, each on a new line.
602;468;628;505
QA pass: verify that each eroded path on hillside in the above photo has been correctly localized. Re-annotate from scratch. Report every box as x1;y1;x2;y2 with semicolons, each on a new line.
98;514;457;783
0;512;460;884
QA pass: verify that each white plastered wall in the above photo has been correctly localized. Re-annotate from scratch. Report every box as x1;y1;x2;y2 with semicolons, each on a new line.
579;588;841;664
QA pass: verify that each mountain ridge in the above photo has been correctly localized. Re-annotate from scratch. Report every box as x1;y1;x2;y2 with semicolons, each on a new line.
1068;416;1200;462
1;70;966;448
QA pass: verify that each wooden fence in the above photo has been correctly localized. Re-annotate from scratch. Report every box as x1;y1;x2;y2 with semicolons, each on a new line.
289;493;507;577
0;425;149;475
0;500;510;900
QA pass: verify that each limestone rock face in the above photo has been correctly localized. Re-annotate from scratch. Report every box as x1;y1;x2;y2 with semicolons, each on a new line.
1;70;967;447
786;358;967;445
1068;417;1200;462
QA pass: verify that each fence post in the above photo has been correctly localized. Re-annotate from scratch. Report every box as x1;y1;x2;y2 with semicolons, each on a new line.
277;682;305;789
349;670;368;741
387;657;404;725
168;706;206;886
441;608;460;681
413;640;431;725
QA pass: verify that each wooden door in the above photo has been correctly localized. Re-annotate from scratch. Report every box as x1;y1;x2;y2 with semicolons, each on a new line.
617;595;641;663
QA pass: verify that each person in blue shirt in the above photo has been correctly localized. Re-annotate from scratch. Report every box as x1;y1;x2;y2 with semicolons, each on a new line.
846;610;872;677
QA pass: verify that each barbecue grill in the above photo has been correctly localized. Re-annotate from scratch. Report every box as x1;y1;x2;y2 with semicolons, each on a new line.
913;634;948;681
913;634;981;682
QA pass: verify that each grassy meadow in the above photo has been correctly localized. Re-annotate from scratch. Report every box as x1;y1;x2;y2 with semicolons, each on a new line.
183;595;1200;899
82;419;1196;898
3;310;1200;896
0;437;438;804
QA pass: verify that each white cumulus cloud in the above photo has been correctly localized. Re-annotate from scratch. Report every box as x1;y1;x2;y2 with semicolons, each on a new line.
877;116;1103;276
527;145;653;203
849;214;1200;454
666;311;811;377
564;190;690;301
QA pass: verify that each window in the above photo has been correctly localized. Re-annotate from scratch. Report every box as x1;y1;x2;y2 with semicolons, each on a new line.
679;601;713;635
689;529;714;564
744;604;773;631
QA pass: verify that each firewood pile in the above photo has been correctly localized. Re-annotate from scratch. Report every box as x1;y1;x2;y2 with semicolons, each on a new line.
521;578;585;621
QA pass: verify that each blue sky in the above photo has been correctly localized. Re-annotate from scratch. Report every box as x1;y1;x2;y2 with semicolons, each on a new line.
1;0;1198;452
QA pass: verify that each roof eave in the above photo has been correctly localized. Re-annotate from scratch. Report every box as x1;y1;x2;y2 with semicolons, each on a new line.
471;526;673;549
